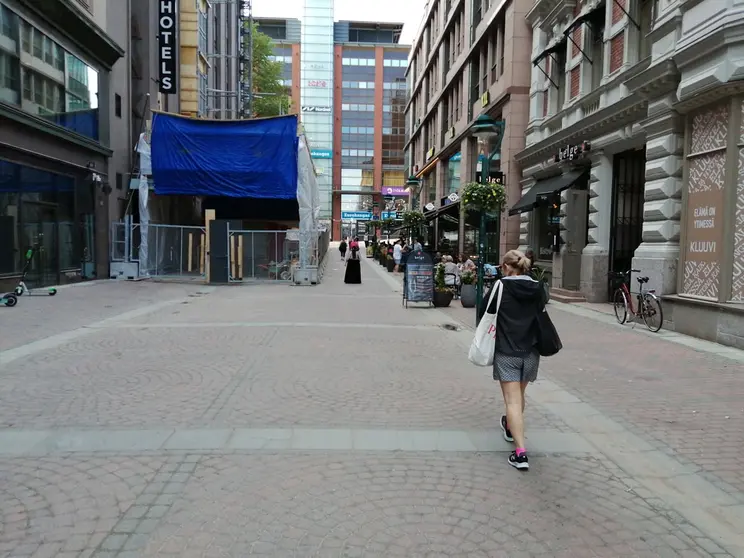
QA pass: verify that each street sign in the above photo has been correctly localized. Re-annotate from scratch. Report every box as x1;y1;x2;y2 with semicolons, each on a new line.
404;250;434;306
342;211;372;220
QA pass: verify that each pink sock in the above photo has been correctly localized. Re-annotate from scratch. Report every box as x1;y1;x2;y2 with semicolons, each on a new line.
515;448;526;457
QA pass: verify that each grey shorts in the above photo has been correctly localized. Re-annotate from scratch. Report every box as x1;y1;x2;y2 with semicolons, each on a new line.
493;350;540;383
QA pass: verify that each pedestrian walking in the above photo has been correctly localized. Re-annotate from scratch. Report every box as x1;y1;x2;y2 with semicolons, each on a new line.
485;249;546;470
339;239;348;261
344;241;362;284
393;240;403;272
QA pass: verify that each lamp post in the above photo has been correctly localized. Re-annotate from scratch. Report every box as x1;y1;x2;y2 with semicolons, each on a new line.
469;115;505;325
405;175;422;242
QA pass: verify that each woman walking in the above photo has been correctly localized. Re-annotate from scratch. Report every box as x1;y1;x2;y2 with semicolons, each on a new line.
344;241;362;284
486;249;546;470
339;238;348;261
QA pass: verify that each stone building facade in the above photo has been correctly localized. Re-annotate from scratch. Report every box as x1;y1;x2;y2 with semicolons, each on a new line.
515;0;744;347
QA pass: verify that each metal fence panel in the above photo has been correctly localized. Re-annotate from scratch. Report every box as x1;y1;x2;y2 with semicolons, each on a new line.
227;229;298;282
143;224;206;278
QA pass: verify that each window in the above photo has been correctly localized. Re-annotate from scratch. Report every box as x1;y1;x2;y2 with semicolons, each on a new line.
590;14;606;90
1;4;17;39
21;20;30;53
481;43;488;93
552;45;567;112
198;9;208;56
32;28;42;57
115;93;122;117
473;0;482;27
116;172;123;190
638;0;653;61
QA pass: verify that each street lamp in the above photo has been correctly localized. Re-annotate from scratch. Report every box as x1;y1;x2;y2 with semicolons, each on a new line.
469;114;505;325
405;176;422;242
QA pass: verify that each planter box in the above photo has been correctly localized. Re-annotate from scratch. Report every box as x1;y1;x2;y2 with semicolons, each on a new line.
433;290;454;307
460;284;476;307
386;259;395;272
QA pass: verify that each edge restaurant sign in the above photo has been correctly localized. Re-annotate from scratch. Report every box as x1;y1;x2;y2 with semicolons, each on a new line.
158;0;178;94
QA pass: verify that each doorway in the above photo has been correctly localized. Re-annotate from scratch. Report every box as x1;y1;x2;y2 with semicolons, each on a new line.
608;149;646;298
20;202;59;288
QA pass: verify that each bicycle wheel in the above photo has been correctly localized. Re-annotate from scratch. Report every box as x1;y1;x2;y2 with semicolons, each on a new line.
613;288;628;324
641;293;664;332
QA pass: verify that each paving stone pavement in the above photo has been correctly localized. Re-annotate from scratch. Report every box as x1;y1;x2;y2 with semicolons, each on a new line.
0;252;742;557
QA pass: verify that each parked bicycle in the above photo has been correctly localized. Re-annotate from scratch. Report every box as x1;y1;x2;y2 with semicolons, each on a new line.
609;269;664;332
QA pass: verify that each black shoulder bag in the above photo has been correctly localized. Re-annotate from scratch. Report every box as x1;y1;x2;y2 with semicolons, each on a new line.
535;308;562;357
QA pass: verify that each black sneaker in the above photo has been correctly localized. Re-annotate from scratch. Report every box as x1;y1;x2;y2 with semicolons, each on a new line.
508;452;529;470
500;415;514;443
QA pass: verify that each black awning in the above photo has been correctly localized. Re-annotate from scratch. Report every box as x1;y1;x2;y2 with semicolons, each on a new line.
564;2;606;35
532;38;567;65
509;170;587;216
425;201;461;222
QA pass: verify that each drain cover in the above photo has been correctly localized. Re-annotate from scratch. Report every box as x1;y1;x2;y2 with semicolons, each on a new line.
441;323;460;331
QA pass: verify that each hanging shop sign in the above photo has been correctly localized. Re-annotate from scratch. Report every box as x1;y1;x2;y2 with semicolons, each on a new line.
555;141;591;163
302;106;331;113
404;250;434;305
426;147;436;160
425;202;436;211
383;187;409;196
158;0;178;94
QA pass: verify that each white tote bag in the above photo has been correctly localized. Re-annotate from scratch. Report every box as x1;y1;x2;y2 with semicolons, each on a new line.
468;280;504;367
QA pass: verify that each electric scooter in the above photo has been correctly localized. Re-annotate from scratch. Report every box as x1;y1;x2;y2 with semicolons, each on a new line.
14;243;57;297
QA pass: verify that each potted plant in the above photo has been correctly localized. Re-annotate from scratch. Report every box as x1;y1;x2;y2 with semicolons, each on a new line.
532;265;550;303
433;263;454;307
460;270;476;308
386;254;396;272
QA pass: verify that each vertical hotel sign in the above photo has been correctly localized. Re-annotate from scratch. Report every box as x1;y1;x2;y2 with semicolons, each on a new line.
158;0;178;94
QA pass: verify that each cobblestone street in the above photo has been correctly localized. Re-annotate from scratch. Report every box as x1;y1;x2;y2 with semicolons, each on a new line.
0;255;742;557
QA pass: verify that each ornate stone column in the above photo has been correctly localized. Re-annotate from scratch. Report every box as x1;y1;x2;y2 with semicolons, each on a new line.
633;93;684;295
580;151;613;301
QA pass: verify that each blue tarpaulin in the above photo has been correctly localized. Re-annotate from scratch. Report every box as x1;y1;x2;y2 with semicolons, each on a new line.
151;112;298;199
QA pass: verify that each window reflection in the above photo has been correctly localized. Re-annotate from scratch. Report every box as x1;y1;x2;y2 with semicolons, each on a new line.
0;159;87;279
0;4;100;140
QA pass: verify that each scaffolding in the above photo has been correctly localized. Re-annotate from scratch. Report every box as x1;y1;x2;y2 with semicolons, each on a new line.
207;0;252;119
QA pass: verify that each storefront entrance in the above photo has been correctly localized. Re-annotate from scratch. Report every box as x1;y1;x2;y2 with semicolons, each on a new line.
608;149;646;298
21;203;59;288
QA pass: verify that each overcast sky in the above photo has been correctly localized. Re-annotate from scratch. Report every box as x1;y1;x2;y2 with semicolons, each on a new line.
252;0;428;46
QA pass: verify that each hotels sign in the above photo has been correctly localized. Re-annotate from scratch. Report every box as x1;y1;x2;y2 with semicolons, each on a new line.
158;0;178;94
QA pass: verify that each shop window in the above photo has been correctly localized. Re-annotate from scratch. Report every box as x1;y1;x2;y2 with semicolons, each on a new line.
534;198;560;261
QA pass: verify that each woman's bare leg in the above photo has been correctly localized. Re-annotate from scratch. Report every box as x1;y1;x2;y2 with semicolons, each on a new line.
500;381;526;449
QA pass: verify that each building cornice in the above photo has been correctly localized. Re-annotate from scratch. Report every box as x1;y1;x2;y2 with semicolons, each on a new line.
624;59;681;98
515;94;648;165
674;82;744;114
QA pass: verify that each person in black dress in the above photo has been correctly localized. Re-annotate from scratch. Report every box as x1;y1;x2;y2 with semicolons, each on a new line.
344;243;362;284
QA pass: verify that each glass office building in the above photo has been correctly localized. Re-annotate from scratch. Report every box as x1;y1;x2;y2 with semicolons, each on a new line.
256;7;409;238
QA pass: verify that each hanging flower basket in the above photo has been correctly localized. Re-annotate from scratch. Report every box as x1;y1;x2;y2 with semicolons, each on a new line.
401;210;426;229
462;181;506;213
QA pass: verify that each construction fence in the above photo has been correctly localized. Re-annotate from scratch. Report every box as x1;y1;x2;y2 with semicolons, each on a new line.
111;221;331;283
